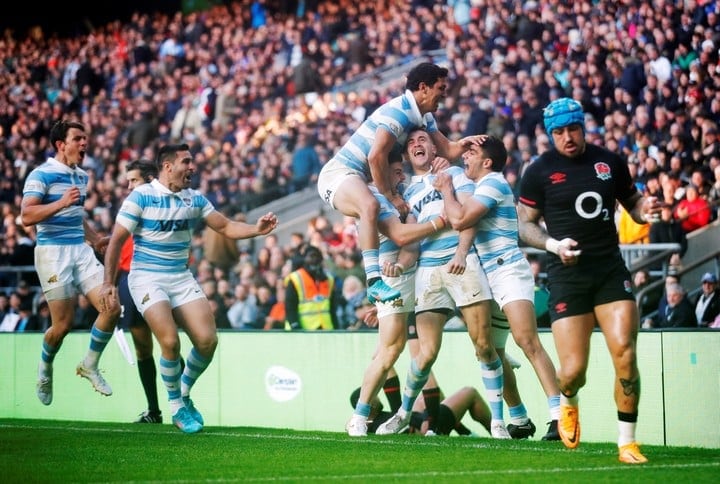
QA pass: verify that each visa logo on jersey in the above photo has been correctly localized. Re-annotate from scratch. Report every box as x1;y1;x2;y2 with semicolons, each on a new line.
158;219;190;231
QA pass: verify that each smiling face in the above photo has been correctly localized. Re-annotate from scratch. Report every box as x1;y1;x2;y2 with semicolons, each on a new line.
404;130;436;174
461;144;488;182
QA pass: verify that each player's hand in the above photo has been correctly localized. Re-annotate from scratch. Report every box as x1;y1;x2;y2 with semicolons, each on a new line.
556;238;582;266
93;236;110;255
363;307;379;328
459;134;488;148
256;212;278;234
61;186;81;209
641;196;663;223
390;194;408;220
446;252;466;275
98;282;119;314
432;172;452;192
382;260;404;277
430;157;451;173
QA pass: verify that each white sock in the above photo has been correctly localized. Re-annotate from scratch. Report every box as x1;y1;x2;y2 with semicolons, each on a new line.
618;420;637;447
169;399;184;415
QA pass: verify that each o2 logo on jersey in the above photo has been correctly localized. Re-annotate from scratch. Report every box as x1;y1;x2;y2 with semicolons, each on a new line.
594;162;612;181
575;191;610;221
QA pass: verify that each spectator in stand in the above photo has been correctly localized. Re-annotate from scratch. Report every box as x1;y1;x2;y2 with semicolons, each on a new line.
633;269;661;321
0;292;9;321
643;282;696;328
338;274;366;330
253;283;276;330
693;273;720;328
0;291;22;332
227;284;258;330
289;131;321;193
674;184;712;234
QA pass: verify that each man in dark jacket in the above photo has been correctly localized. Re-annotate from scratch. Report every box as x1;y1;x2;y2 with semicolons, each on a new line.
693;273;720;327
649;282;696;328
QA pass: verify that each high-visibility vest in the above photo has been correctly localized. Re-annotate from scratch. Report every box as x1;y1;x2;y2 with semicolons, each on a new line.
285;268;335;330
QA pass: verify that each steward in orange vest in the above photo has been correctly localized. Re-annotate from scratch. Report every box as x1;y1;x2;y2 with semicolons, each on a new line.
285;245;339;330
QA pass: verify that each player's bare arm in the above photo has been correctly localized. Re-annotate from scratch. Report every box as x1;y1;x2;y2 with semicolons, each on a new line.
206;210;278;239
20;188;80;226
621;192;663;225
432;172;489;230
99;224;131;312
517;204;580;263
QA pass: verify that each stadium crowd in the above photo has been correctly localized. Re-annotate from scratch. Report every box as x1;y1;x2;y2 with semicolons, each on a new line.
1;0;720;332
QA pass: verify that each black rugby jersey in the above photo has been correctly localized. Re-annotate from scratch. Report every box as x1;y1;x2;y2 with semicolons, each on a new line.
518;144;638;260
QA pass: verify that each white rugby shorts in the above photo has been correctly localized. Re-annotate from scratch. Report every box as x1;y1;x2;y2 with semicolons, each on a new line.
317;158;366;209
128;270;206;315
376;270;415;319
35;243;104;300
415;254;491;313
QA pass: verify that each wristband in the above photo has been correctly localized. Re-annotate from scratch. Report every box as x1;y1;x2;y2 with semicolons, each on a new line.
545;238;560;255
437;215;447;229
430;219;439;232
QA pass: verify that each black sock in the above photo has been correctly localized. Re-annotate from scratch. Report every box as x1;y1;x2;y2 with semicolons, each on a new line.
454;422;472;435
422;387;441;432
137;357;160;414
383;375;402;413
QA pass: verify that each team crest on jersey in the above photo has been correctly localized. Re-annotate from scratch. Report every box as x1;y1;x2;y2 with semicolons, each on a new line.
594;162;611;181
182;197;192;207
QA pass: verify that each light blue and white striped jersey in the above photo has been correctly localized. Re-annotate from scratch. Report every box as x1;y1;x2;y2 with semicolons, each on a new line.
116;179;215;273
471;172;525;274
22;158;89;246
403;166;474;267
366;185;417;276
331;90;438;178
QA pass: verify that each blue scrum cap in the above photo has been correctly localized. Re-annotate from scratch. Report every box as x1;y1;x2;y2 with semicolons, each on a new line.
543;98;585;140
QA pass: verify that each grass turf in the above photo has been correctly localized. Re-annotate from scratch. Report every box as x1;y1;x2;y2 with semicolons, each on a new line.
1;419;717;483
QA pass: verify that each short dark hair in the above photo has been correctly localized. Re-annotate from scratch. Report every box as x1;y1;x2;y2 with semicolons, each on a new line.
405;62;448;91
480;136;508;172
49;120;85;150
156;143;190;169
126;158;158;183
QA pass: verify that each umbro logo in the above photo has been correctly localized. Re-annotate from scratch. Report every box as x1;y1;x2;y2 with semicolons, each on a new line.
549;172;566;184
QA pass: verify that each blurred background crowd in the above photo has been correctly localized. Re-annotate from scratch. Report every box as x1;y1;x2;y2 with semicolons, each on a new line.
1;0;719;332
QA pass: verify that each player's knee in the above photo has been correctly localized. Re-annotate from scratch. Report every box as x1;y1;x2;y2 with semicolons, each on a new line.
133;340;153;359
358;197;380;221
196;335;218;357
